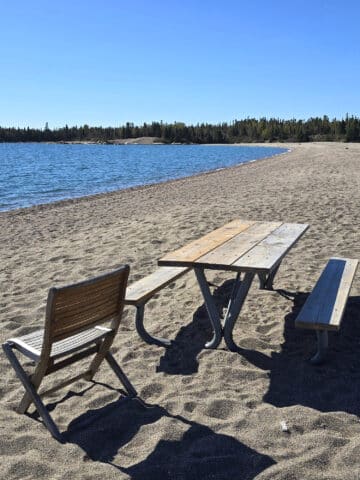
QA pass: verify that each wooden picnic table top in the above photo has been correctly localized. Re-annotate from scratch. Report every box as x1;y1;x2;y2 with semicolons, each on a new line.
158;219;309;273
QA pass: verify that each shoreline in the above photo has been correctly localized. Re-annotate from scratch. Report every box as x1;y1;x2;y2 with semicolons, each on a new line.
0;144;290;216
1;142;360;480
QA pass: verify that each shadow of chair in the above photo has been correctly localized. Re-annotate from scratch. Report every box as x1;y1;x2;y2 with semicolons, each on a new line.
66;396;276;479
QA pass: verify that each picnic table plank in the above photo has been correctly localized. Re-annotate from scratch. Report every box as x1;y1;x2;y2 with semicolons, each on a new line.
195;221;282;270
233;223;309;272
159;219;255;267
295;257;358;331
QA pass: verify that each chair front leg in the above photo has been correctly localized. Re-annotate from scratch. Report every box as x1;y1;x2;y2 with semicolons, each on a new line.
2;342;62;441
17;360;48;414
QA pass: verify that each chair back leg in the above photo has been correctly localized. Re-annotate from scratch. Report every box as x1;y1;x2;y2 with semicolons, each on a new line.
105;352;137;397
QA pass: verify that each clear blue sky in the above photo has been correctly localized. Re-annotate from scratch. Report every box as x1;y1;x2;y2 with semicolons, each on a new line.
1;0;359;128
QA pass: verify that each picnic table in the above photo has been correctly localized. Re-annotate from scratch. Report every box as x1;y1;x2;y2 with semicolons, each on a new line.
159;219;309;351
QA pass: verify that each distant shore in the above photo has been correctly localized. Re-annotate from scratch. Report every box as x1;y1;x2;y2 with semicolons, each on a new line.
55;136;166;145
4;136;348;145
1;142;360;479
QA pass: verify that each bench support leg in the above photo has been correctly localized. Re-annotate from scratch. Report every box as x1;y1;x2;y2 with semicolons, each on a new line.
135;304;172;347
311;330;328;365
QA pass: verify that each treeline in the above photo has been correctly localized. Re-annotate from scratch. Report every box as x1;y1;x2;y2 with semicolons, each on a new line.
1;116;360;143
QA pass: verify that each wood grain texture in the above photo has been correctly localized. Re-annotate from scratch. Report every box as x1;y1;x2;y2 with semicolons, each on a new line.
158;219;254;267
233;223;309;272
194;221;282;270
125;266;190;306
295;257;359;331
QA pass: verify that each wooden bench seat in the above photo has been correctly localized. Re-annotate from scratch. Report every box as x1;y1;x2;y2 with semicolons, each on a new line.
295;257;358;363
125;266;190;346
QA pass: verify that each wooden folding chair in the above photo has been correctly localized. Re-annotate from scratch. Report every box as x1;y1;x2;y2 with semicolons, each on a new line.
2;265;137;441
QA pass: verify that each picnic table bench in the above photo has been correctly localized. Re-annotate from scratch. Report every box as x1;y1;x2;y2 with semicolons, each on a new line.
295;257;358;363
125;266;190;346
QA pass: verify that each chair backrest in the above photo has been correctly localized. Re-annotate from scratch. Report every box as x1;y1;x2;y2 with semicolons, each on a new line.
44;265;130;344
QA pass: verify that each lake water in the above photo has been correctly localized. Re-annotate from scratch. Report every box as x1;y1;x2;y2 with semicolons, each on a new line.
0;143;287;212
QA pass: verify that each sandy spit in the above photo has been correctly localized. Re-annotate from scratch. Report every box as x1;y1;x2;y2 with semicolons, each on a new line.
1;142;360;479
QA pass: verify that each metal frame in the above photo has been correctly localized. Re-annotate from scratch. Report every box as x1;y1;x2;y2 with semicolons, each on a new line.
310;330;329;365
133;262;283;350
258;262;282;290
223;272;256;351
134;303;172;347
194;267;257;351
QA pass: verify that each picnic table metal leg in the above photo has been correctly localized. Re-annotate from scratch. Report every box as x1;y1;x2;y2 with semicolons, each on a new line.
225;272;242;316
194;267;223;349
258;262;282;290
223;272;256;351
135;304;172;347
310;330;328;365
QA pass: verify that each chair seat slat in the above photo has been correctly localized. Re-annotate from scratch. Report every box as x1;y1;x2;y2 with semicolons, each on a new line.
9;326;113;359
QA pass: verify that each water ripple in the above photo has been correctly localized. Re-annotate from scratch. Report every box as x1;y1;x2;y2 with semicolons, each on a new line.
0;144;287;211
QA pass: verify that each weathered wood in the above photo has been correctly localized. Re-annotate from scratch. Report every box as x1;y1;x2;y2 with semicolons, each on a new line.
158;219;254;267
195;221;282;270
125;266;190;306
2;265;137;440
233;223;309;272
295;257;358;331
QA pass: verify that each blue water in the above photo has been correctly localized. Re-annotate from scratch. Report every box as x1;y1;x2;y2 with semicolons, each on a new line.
0;143;287;212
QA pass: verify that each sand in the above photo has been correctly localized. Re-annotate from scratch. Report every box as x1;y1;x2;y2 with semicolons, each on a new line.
1;142;360;479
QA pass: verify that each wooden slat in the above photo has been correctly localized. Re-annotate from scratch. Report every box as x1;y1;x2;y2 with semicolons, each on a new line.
54;285;120;316
194;221;282;270
295;257;358;331
53;297;119;337
158;219;255;267
233;223;309;272
55;276;122;302
125;266;190;306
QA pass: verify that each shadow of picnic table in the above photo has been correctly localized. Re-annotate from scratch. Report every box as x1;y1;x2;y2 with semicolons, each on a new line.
157;276;360;416
236;291;360;416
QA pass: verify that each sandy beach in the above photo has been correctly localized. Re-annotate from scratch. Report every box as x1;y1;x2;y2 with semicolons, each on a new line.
1;142;360;479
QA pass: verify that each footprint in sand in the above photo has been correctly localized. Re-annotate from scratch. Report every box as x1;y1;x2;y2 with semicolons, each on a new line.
204;399;238;420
